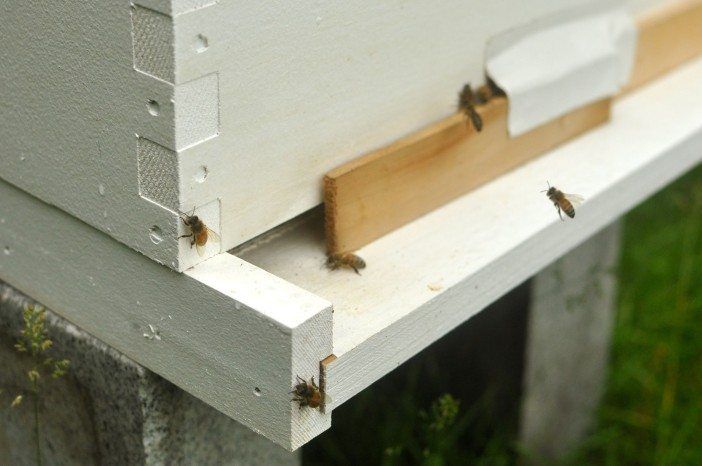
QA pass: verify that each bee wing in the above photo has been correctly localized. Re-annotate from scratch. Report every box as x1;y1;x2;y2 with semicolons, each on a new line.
206;227;221;243
195;242;206;257
565;194;585;207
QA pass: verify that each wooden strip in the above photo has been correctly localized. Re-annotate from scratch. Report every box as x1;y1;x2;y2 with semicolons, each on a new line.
625;0;702;92
324;0;702;254
325;98;610;253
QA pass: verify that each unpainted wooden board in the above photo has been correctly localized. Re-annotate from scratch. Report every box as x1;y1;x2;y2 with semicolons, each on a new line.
236;56;702;409
323;0;702;254
324;97;610;253
0;178;333;451
625;0;702;91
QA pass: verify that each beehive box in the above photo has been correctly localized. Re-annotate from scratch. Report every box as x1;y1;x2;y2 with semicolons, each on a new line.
0;0;651;271
2;0;700;451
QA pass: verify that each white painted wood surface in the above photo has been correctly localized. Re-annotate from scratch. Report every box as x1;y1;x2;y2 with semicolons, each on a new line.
1;0;668;272
237;56;702;409
0;2;183;268
0;177;333;451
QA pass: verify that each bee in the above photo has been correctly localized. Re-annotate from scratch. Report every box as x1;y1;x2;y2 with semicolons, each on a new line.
178;209;220;256
326;252;366;275
543;183;584;220
457;83;483;132
291;375;325;410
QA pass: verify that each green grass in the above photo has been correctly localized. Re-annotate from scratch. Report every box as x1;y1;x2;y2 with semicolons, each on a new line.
304;165;702;465
563;166;702;465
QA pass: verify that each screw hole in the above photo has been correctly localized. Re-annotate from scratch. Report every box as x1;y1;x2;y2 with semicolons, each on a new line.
195;34;209;53
3;246;10;256
149;226;163;244
147;100;160;116
253;387;261;397
194;166;208;183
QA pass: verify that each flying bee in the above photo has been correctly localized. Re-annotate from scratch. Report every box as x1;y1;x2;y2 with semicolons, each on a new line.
326;252;366;275
291;375;326;410
457;83;483;132
542;182;584;220
178;209;220;256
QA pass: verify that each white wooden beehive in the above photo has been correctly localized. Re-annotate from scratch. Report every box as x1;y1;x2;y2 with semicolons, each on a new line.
1;0;699;451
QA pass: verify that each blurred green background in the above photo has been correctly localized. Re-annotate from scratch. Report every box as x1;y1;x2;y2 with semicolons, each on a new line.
303;165;702;466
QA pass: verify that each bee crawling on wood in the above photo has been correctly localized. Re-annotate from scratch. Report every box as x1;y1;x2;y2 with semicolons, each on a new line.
178;208;220;256
326;252;366;275
542;182;584;220
291;375;325;410
457;83;484;132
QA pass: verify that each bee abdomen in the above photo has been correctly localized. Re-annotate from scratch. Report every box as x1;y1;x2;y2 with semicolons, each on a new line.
564;205;575;218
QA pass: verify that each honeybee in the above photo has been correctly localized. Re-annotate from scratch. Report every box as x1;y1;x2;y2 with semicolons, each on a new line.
291;375;325;410
457;83;483;132
543;183;584;220
178;209;220;256
326;252;366;275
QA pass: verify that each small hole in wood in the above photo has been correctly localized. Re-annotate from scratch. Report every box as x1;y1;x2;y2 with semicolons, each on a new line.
149;226;163;244
147;100;160;116
195;34;209;53
253;387;261;396
3;246;10;256
194;166;208;183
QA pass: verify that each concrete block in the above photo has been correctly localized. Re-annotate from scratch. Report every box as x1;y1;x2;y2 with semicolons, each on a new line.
520;221;621;461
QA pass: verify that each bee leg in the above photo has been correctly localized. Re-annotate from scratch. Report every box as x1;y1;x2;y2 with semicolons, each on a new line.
311;376;318;390
557;206;564;221
468;107;483;132
178;233;195;248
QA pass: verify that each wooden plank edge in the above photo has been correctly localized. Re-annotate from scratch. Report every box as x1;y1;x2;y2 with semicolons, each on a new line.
319;354;337;414
325;96;608;253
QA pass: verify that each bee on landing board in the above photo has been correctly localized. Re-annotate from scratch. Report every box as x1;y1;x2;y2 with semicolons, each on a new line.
326;252;366;275
543;183;584;220
457;83;483;132
178;209;220;256
291;375;325;410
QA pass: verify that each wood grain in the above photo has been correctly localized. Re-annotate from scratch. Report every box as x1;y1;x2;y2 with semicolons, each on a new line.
625;0;702;92
324;0;702;254
325;97;610;253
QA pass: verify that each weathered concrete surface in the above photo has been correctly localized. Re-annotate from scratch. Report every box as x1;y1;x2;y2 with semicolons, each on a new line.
520;221;621;461
0;281;299;466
